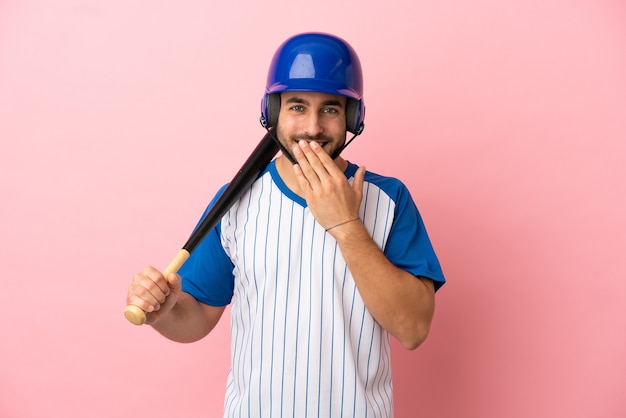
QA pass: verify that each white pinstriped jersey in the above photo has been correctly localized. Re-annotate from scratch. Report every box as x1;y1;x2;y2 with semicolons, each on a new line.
180;161;445;418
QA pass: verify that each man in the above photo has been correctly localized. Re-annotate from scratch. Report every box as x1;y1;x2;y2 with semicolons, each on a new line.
127;32;445;417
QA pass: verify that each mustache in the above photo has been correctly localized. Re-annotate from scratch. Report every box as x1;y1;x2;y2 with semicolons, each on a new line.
291;134;333;143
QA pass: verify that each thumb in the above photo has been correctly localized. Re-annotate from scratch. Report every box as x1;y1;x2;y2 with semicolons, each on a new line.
353;166;366;194
165;272;182;295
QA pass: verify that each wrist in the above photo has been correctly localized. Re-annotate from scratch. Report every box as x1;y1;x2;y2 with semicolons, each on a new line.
325;216;360;232
326;216;369;242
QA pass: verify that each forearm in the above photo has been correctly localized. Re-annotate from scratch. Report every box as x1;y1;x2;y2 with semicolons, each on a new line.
289;142;436;348
331;221;436;350
148;292;223;343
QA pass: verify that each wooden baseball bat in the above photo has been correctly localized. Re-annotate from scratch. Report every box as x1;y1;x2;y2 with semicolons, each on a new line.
124;129;279;325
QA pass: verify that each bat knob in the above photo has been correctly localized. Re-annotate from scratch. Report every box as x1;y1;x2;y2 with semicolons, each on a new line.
124;305;147;325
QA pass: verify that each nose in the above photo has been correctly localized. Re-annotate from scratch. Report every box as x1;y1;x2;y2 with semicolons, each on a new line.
303;112;323;136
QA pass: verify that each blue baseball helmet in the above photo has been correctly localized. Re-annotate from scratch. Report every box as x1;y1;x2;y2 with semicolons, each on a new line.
260;32;365;134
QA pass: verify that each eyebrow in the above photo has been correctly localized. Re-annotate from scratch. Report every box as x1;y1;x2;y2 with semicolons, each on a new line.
284;97;344;108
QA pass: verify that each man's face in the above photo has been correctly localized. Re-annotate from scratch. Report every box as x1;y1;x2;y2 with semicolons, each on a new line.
276;91;348;160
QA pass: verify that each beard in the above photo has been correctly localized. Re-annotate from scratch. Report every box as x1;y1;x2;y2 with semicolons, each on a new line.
276;127;347;161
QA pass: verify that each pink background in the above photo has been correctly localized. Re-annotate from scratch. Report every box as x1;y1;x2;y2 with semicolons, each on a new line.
1;1;625;417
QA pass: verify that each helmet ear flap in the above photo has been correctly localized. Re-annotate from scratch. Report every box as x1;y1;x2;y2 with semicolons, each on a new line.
261;93;281;128
346;98;365;134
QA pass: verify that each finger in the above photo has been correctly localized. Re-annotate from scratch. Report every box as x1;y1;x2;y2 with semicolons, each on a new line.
293;163;313;195
301;141;335;179
142;266;171;295
308;141;343;177
150;273;182;318
127;269;170;312
126;281;161;313
292;141;325;187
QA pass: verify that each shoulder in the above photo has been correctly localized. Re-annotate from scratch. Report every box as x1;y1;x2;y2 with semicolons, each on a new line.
347;162;412;205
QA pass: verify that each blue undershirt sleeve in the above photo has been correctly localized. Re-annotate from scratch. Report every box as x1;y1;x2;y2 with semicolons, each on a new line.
179;185;236;306
383;182;446;291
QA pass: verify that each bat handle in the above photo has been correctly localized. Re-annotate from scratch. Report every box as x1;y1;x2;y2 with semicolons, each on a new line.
124;249;190;326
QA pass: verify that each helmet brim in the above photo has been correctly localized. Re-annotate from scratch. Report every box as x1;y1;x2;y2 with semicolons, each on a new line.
266;80;362;101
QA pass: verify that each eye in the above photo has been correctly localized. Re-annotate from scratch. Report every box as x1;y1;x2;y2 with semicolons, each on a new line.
289;105;305;112
322;107;339;114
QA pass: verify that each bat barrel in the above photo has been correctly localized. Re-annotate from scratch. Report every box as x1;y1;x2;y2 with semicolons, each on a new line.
125;130;279;325
183;129;279;252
